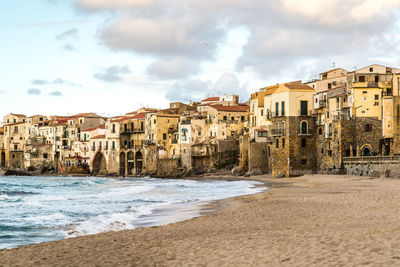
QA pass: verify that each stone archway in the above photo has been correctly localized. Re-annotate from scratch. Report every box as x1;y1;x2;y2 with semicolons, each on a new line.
0;151;5;168
135;151;143;174
92;152;107;175
361;145;372;156
119;152;125;176
127;152;134;175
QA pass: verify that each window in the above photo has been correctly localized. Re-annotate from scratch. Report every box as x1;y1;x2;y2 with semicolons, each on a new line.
369;67;373;72
14;126;18;133
301;138;306;148
260;110;263;116
328;83;332;89
241;116;245;122
362;91;367;94
43;153;48;159
359;76;365;82
281;101;285;116
364;124;372;132
319;128;322;135
374;102;379;106
301;159;307;165
276;139;279;148
112;141;115;149
275;102;279;117
231;116;235;121
163;133;167;140
375;94;379;100
223;116;227;121
154;119;156;124
300;121;308;134
375;75;379;82
300;101;308;116
282;138;285;148
328;150;332;156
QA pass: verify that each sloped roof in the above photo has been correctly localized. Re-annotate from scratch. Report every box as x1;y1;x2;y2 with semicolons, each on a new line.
202;97;219;101
209;105;249;112
91;135;105;139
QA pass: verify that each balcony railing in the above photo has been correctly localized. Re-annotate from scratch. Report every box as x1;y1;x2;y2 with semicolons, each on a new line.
121;128;144;134
271;128;286;136
144;140;155;145
343;156;400;164
298;130;313;136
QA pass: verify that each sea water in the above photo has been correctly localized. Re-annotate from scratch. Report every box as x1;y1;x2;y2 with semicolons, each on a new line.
0;176;264;249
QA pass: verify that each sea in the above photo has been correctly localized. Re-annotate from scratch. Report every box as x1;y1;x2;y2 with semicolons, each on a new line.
0;176;264;250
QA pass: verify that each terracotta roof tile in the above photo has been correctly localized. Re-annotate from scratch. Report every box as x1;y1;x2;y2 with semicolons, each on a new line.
209;105;249;112
202;97;219;101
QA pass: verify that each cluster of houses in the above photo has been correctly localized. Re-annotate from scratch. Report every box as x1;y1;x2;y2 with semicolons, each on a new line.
1;64;400;177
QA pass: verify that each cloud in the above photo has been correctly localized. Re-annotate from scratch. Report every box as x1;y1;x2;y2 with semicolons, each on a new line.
63;44;76;51
27;88;42;95
147;58;200;80
31;79;49;85
30;78;81;87
167;79;212;102
49;91;63;96
166;73;249;102
56;28;79;41
20;20;87;27
213;73;249;102
52;78;81;86
75;0;400;82
0;90;5;95
94;65;131;82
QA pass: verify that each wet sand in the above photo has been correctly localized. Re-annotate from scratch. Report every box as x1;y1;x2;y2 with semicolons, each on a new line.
2;174;400;266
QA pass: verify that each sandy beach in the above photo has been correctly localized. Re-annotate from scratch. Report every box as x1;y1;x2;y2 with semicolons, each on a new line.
2;174;400;266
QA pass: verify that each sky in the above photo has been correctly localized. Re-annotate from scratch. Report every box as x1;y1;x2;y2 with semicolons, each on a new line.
1;0;400;118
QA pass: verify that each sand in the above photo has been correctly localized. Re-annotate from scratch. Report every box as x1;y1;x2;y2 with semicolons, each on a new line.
2;174;400;266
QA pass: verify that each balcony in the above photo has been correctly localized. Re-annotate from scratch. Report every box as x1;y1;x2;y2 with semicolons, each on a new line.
121;128;144;134
298;129;313;136
144;140;155;145
298;110;312;116
271;128;286;136
168;127;177;134
180;120;191;125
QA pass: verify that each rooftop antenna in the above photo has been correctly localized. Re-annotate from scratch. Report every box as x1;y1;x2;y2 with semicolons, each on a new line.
332;62;336;68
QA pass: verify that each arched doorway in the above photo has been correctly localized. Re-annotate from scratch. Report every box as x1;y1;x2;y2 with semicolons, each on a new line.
119;152;125;176
1;151;5;168
135;151;143;174
361;146;372;156
127;152;134;175
92;152;107;175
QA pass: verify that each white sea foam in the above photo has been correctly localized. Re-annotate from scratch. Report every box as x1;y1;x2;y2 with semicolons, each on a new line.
0;176;265;249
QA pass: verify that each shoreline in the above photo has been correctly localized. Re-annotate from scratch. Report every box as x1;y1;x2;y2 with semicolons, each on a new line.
0;175;268;250
4;174;400;265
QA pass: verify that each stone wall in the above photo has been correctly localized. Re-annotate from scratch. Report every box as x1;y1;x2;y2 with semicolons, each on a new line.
270;117;290;177
345;162;400;178
192;156;213;174
156;158;181;177
288;116;317;176
8;151;24;169
248;141;269;173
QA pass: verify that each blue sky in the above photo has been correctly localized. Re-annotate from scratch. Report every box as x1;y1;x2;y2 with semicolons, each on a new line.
1;0;400;119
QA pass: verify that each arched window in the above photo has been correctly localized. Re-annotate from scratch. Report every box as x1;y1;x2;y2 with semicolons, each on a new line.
281;121;285;130
275;122;279;129
300;121;308;134
319;128;322;135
